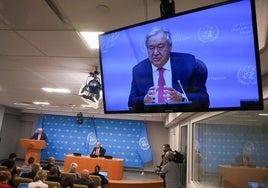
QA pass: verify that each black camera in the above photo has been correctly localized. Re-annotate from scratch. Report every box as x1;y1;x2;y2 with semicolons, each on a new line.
154;166;161;174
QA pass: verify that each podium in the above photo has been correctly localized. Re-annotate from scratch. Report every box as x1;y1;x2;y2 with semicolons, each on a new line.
20;138;46;164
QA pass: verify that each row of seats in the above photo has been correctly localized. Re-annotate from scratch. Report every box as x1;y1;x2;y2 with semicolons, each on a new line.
17;181;88;188
13;176;101;188
0;166;101;188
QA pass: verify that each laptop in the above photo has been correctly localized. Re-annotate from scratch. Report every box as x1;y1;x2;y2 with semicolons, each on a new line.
99;171;108;180
18;183;29;188
248;182;268;188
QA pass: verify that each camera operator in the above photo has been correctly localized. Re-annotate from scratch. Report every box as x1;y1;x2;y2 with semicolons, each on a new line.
155;144;172;188
160;151;182;188
155;144;172;174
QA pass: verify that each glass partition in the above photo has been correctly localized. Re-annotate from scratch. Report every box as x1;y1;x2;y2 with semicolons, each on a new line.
191;111;268;187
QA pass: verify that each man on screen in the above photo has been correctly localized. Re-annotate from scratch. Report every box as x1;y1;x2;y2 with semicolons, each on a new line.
128;26;209;112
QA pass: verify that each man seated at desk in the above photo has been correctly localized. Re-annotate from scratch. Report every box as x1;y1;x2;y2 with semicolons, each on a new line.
234;151;255;167
90;142;106;157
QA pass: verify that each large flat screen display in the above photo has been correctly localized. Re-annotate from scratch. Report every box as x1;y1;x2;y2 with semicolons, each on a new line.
99;0;263;113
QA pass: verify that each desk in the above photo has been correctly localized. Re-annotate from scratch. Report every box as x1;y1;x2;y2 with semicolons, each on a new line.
105;179;164;188
219;165;268;188
63;155;124;180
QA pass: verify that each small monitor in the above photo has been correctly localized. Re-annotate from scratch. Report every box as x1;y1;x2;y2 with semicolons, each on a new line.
104;155;113;159
73;152;82;157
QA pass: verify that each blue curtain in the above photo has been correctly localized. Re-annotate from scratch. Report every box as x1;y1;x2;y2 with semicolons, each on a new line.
38;114;152;168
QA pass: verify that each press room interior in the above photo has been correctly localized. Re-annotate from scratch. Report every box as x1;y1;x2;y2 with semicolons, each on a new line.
0;0;268;188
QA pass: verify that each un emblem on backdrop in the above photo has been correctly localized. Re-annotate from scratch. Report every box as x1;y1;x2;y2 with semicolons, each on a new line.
139;137;150;150
237;65;256;85
87;132;97;145
198;24;219;43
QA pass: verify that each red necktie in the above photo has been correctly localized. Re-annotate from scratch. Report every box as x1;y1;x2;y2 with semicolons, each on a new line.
158;68;165;103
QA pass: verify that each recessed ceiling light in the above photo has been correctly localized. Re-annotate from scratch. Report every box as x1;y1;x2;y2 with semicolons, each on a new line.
258;113;268;116
80;31;103;49
14;102;30;106
42;88;71;93
33;101;50;105
96;4;110;13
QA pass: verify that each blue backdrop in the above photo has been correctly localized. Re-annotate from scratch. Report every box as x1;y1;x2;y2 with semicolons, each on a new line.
37;114;152;168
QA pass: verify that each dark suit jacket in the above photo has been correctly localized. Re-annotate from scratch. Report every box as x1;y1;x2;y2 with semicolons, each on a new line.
31;132;48;143
90;147;106;157
128;52;209;111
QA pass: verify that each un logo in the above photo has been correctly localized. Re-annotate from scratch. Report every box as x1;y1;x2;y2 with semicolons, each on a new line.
198;24;219;43
87;132;97;145
237;65;256;85
139;137;150;150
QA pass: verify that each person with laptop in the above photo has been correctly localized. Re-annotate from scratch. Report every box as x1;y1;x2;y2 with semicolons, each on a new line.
90;165;108;188
90;142;106;157
128;26;209;112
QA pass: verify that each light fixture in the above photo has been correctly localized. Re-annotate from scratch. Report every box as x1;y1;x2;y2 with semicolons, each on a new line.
258;113;268;116
33;101;50;105
78;71;102;108
42;88;71;93
80;31;103;49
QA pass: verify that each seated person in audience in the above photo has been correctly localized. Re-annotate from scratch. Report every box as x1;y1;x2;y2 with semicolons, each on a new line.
1;159;16;187
90;165;108;188
0;171;11;188
1;153;19;178
28;170;48;188
90;142;106;157
68;162;80;179
21;163;41;180
21;157;35;171
61;174;74;188
46;166;61;183
75;169;96;188
42;157;61;176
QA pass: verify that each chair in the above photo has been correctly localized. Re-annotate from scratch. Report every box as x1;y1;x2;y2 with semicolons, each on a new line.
89;175;101;187
13;177;33;188
73;184;88;188
0;165;7;171
44;180;61;188
61;172;77;180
